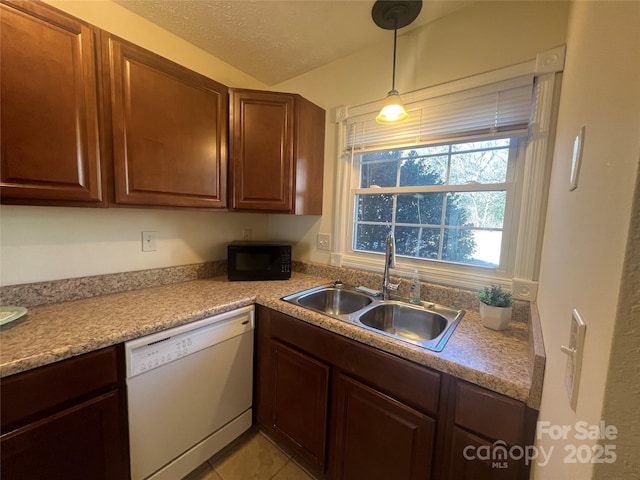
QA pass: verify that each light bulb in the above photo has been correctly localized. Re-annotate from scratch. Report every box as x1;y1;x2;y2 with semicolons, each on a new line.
376;90;409;124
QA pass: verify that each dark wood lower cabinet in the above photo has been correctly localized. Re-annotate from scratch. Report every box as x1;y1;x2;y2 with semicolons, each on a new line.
255;306;538;480
444;379;538;480
270;340;329;468
330;373;435;480
448;427;518;480
1;391;125;480
255;306;441;479
0;346;129;480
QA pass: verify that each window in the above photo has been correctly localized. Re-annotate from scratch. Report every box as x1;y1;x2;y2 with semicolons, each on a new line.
353;137;519;269
332;60;562;293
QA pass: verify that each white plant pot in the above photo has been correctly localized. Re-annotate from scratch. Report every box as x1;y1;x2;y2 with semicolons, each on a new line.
479;303;512;331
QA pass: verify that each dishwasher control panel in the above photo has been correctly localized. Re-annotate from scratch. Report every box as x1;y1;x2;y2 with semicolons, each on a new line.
131;337;193;375
125;306;254;378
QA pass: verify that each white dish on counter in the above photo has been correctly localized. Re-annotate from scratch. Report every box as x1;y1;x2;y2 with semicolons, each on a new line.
0;306;28;326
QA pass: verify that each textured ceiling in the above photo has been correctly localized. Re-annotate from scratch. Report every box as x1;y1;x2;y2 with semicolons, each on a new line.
115;0;472;85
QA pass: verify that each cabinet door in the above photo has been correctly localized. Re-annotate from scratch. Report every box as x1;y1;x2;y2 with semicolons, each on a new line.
230;90;295;212
330;373;436;480
104;33;228;208
0;391;127;480
262;340;329;469
0;1;105;205
448;427;518;480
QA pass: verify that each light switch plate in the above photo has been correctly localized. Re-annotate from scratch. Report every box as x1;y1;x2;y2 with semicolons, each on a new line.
561;309;586;411
569;126;585;191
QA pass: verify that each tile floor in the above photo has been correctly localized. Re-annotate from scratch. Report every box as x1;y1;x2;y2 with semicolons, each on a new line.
182;428;320;480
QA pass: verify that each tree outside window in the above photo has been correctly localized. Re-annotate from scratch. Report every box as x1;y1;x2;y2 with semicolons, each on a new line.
353;139;513;268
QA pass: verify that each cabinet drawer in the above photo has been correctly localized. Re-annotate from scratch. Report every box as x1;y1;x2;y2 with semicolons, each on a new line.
336;338;441;416
454;380;525;445
1;346;120;432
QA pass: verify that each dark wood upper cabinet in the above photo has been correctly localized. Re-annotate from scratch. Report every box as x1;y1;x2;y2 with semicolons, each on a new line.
1;3;324;212
102;32;228;208
229;89;325;214
0;0;106;206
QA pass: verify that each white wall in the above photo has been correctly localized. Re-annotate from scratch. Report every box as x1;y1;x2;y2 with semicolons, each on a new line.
269;0;570;265
533;1;640;478
0;206;268;285
0;0;270;286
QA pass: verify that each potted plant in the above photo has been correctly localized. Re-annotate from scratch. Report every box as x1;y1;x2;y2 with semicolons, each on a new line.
477;285;513;330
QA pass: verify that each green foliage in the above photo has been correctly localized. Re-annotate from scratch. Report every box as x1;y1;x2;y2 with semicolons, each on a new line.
477;284;513;308
355;152;476;263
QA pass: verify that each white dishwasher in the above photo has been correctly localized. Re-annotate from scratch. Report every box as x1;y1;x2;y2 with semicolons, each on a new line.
125;305;254;480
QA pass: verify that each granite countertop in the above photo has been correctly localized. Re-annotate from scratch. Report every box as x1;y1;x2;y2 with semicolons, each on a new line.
0;272;543;408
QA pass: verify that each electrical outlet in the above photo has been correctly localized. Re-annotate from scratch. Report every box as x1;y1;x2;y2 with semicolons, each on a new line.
317;233;331;251
242;228;252;240
561;309;586;411
141;231;157;252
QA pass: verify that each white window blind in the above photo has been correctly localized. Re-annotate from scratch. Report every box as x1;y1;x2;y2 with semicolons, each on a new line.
345;75;534;153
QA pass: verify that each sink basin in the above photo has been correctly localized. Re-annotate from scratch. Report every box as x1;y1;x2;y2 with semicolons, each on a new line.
296;287;373;315
357;303;448;342
282;283;464;351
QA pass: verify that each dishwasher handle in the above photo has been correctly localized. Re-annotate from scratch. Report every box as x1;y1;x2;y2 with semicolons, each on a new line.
125;305;254;379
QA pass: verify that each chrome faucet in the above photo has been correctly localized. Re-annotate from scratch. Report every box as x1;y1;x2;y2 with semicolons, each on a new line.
382;231;399;300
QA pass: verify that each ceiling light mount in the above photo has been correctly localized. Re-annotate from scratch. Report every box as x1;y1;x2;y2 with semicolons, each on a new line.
372;0;422;30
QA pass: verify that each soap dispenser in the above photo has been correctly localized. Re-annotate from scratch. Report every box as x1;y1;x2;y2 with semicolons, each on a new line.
409;269;421;305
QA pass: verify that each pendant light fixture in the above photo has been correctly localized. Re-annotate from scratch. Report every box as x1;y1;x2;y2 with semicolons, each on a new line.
372;0;422;124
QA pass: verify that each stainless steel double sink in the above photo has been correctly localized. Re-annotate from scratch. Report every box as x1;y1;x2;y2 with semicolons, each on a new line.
282;283;465;352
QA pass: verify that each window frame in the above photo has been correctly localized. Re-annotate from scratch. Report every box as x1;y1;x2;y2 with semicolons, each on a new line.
330;52;564;300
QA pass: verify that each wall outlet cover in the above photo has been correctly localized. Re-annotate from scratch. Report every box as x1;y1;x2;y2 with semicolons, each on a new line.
141;231;157;252
317;233;331;251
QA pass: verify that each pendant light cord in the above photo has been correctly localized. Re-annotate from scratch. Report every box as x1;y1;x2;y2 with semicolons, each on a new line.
391;27;398;91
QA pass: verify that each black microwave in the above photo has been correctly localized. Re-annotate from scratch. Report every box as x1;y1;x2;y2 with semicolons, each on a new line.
227;241;292;281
